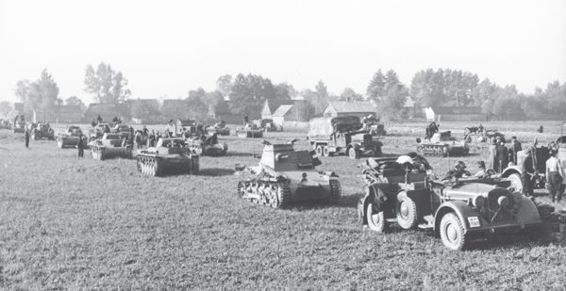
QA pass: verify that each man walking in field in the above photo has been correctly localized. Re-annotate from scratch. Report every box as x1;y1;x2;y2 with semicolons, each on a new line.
546;149;564;206
24;127;30;149
77;134;84;158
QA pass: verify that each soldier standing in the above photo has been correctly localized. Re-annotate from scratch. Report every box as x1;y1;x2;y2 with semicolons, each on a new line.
546;149;564;205
24;127;30;148
510;136;522;164
521;147;535;196
496;141;508;172
77;134;84;158
488;139;497;171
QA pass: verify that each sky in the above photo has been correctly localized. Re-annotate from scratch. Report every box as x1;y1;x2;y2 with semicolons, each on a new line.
0;0;565;104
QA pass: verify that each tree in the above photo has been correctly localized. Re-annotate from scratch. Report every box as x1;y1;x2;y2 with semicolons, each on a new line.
65;96;85;107
312;80;330;114
367;70;386;102
228;73;289;118
84;63;131;103
187;88;210;120
0;101;12;118
14;69;59;112
339;87;363;102
216;74;233;97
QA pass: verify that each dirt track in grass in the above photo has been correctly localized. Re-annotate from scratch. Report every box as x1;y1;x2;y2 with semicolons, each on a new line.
1;120;566;289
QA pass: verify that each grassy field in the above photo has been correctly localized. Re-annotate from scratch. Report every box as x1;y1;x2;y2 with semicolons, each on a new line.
1;120;566;289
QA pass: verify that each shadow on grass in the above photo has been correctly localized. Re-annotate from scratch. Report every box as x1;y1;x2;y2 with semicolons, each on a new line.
289;193;361;211
226;151;258;157
199;168;236;176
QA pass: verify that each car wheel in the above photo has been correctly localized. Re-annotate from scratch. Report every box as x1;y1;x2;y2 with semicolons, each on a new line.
348;147;359;159
439;212;468;251
507;173;523;194
396;192;418;229
366;202;387;233
323;146;331;157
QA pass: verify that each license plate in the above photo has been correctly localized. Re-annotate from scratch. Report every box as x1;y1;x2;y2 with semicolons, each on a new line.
467;216;480;228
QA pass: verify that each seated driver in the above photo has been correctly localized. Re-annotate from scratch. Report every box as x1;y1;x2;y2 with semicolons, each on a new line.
442;161;471;181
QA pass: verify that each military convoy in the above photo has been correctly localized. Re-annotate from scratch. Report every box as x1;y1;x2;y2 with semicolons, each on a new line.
136;138;199;176
308;116;383;159
358;155;542;250
416;131;469;157
90;133;133;160
236;140;341;208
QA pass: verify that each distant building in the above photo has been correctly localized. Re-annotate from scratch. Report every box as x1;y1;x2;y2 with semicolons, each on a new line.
84;103;130;123
261;100;272;119
126;99;162;123
323;101;377;118
424;106;485;122
32;105;83;123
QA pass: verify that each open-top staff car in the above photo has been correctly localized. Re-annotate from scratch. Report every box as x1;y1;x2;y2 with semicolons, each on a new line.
358;155;542;250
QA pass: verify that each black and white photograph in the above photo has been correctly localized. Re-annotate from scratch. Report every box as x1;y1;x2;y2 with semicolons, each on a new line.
1;0;566;289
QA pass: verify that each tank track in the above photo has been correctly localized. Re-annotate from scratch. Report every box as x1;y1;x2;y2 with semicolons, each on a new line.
237;180;291;208
137;154;199;177
417;144;449;157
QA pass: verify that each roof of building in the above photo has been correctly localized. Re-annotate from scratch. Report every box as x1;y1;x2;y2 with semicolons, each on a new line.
326;101;376;113
431;106;482;115
272;105;294;117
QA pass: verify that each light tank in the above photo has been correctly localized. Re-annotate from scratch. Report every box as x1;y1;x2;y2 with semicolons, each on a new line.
235;123;263;138
235;140;341;208
56;125;87;148
207;121;231;136
136;138;199;176
416;131;469;157
186;132;228;156
30;122;55;140
90;133;133;160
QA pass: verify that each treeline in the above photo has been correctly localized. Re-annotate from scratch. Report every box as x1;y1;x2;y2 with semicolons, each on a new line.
8;64;566;121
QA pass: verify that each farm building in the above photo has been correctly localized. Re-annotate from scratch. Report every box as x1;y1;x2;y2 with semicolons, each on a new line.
271;101;313;128
424;106;485;122
84;103;131;123
126;99;162;124
323;101;377;118
33;105;83;123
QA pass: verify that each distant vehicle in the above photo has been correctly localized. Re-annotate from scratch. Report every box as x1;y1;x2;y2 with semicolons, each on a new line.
30;122;55;140
136;138;199;176
111;124;132;139
362;116;386;136
358;156;542;250
307;116;382;159
235;140;341;208
236;123;264;138
89;123;110;141
90;133;133;160
416;131;469;157
186;133;228;156
12;115;26;134
207;121;230;136
56;125;87;148
254;118;282;132
0;119;11;130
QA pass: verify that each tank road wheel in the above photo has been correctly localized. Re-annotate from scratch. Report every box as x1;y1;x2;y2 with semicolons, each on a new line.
396;192;418;229
267;184;279;208
507;173;523;193
439;212;469;251
348;147;360;159
322;146;331;157
150;159;159;176
237;181;247;198
366;203;388;233
136;157;142;173
275;182;291;209
315;145;324;157
329;180;341;203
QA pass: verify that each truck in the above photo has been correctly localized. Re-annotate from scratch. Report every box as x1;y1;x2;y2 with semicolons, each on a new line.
307;116;382;159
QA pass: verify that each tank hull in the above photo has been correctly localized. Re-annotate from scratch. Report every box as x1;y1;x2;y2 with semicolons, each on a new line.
236;130;263;138
91;146;133;160
136;153;199;176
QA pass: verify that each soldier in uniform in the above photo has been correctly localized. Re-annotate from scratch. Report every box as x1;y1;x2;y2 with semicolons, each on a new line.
77;134;84;158
510;136;522;165
24;127;30;148
442;161;471;181
495;140;508;172
546;149;564;204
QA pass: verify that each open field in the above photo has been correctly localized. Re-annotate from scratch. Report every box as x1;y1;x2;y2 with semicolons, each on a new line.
1;120;566;289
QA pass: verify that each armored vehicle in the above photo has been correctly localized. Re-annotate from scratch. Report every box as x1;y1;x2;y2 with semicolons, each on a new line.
236;123;264;138
207;121;230;136
186;133;228;156
136;138;199;176
30;122;55;140
236;141;341;208
89;123;110;141
416;131;469;157
358;156;542;250
90;133;133;160
111;124;132;139
308;116;382;159
56;125;87;148
12;115;26;134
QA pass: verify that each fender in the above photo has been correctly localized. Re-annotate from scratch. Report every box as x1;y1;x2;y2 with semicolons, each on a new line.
501;166;522;177
433;200;481;236
359;183;398;225
349;142;362;151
